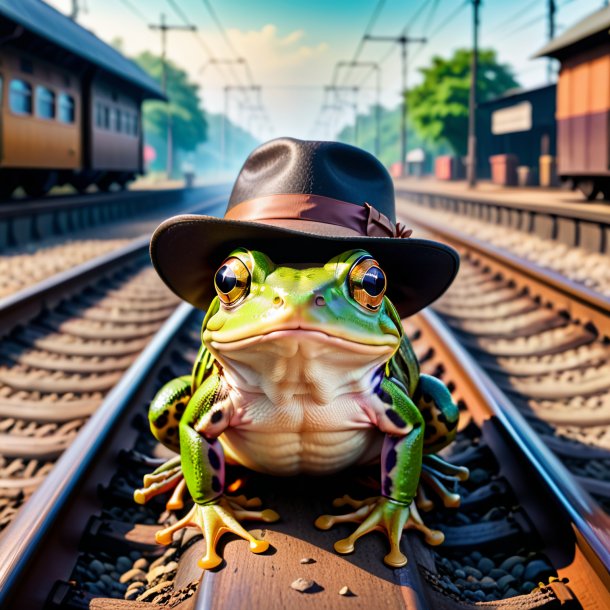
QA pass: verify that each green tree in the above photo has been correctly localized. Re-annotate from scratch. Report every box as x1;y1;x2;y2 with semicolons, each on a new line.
407;49;519;156
135;52;207;171
336;105;450;169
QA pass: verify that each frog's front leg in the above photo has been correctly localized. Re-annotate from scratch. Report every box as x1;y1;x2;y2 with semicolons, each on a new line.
315;376;443;568
417;374;469;510
134;376;191;509
153;374;280;570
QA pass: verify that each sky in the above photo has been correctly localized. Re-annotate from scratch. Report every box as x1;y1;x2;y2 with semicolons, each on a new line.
46;0;608;142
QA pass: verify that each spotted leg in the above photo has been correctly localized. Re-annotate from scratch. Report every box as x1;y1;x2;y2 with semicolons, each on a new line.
153;373;279;570
416;374;469;510
316;376;442;567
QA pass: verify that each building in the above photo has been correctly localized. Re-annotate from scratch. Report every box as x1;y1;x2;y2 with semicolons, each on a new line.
476;85;556;181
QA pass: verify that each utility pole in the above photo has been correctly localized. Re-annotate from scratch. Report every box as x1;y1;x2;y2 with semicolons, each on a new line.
70;0;79;20
547;0;556;83
467;0;481;188
335;61;382;156
364;34;425;177
149;14;196;179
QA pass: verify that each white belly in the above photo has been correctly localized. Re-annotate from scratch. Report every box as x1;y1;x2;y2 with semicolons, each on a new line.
208;329;395;475
220;393;384;475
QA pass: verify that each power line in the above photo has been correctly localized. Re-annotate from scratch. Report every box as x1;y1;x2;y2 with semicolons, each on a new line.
198;0;271;130
346;0;432;87
118;0;148;23
410;0;469;63
199;0;253;89
165;0;252;109
421;0;443;36
166;0;193;26
202;0;242;62
499;11;546;41
485;0;538;36
338;0;387;86
424;0;470;42
498;0;575;43
399;0;435;36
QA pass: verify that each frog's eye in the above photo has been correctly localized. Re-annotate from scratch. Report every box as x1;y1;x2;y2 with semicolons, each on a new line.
214;257;250;306
348;256;386;311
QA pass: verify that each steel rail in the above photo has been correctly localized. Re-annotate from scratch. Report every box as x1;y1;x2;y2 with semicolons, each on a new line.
0;236;150;334
397;201;610;333
0;302;195;608
0;184;230;251
0;190;228;334
419;308;610;578
0;186;211;220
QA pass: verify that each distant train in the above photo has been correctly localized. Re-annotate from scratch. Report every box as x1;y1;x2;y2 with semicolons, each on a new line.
0;0;164;198
537;6;610;201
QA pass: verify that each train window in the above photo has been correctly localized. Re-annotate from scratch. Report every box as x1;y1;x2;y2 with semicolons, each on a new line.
122;112;130;134
95;102;104;128
36;86;55;119
58;93;75;123
109;108;117;131
9;80;32;115
115;109;122;132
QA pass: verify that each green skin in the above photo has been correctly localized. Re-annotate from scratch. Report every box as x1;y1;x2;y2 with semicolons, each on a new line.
143;248;461;567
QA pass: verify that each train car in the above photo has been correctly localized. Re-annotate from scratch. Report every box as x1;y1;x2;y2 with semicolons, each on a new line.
0;0;164;198
536;6;610;201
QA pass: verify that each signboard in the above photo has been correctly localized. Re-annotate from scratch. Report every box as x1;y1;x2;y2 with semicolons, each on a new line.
406;148;425;162
491;102;532;135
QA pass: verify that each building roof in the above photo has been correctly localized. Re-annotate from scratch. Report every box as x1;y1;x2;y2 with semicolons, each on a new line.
0;0;165;99
534;6;610;58
479;84;556;108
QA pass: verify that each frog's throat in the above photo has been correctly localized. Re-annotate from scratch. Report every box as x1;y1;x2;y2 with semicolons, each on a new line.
207;327;399;352
206;328;397;403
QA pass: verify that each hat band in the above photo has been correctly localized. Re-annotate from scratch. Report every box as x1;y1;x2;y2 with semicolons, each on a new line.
224;194;412;239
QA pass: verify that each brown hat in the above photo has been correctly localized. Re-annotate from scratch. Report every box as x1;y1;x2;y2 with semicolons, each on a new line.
150;138;458;318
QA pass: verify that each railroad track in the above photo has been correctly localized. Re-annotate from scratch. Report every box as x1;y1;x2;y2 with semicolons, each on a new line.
0;298;608;608
397;193;610;514
0;188;227;535
0;186;228;252
0;185;229;299
394;191;610;298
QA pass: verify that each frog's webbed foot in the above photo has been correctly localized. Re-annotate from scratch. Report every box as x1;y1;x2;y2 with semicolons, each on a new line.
133;456;189;510
315;495;444;568
154;495;280;570
417;454;469;511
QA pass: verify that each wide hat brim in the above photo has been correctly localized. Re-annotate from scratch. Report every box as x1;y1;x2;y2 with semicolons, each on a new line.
150;214;459;319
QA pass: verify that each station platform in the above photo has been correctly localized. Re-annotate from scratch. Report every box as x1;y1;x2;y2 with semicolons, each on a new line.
393;177;610;221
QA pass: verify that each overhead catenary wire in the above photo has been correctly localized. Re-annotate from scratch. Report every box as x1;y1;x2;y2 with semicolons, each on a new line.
118;0;148;24
199;0;273;131
322;0;434;137
498;0;576;43
410;0;469;62
357;0;456;88
337;0;387;86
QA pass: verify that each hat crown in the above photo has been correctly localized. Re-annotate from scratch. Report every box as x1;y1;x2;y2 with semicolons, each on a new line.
228;138;396;223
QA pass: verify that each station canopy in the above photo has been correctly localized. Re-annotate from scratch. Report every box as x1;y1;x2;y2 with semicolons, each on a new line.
0;0;165;100
535;5;610;59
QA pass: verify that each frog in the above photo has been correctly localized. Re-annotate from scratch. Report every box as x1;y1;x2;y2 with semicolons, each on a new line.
134;247;468;570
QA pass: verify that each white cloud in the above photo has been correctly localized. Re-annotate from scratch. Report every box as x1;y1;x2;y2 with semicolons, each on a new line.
226;24;328;79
